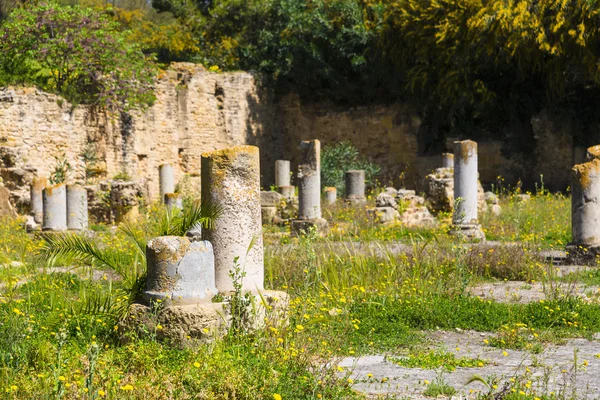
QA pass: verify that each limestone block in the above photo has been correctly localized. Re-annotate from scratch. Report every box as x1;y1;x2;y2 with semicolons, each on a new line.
376;192;397;209
371;207;399;224
261;206;279;225
42;183;67;231
261;191;283;207
144;236;217;304
484;191;499;205
491;204;502;216
384;187;398;197
201;146;264;293
397;189;416;200
120;290;289;348
110;181;144;223
0;147;18;168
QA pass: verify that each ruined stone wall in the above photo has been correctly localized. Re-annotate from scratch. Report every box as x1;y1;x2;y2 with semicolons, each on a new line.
0;63;578;208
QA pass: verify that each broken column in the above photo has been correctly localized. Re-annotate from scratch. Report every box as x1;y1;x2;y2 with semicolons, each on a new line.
159;164;175;203
164;193;183;210
291;140;327;235
144;236;217;304
451;140;485;240
275;160;291;188
567;157;600;264
30;177;47;224
66;184;88;230
324;187;337;205
42;183;67;231
345;170;366;205
201;146;264;293
442;153;454;169
277;185;295;198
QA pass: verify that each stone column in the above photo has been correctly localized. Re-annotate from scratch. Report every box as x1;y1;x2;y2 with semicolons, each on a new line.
31;177;47;224
66;184;88;230
275;160;291;188
324;187;337;205
201;146;264;293
144;236;217;304
159;164;175;203
164;193;183;210
442;153;454;169
452;140;484;240
345;170;366;204
277;186;295;198
297;140;321;219
42;183;67;231
567;158;600;264
292;140;327;235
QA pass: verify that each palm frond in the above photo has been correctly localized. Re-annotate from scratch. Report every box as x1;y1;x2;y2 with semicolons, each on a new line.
40;233;133;282
119;224;147;260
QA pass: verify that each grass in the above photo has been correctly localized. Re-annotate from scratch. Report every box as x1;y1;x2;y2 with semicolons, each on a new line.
0;190;593;399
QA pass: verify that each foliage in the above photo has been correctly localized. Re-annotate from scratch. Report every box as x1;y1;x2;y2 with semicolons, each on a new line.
321;141;380;193
49;152;73;185
389;350;486;372
0;1;156;111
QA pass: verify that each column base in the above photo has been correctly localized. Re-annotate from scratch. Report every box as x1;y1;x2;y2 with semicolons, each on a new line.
450;223;486;242
565;244;600;266
290;218;328;236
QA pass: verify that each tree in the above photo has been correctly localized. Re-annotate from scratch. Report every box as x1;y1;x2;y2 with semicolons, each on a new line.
0;2;156;111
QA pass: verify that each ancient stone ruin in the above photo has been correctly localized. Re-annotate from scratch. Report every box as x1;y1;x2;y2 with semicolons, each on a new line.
451;140;485;240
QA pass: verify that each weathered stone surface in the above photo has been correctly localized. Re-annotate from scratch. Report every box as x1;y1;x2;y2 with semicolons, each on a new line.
491;203;502;216
261;206;279;225
345;170;366;204
185;225;202;242
397;189;417;200
290;218;328;236
297;140;321;220
30;177;47;223
120;290;289;348
164;193;182;210
277;185;295;198
424;168;487;215
399;197;436;227
0;147;18;168
85;182;111;224
484;191;498;205
384;187;398;197
376;192;397;209
260;191;283;207
110;181;144;223
66;184;88;230
275;160;291;187
453;140;478;225
441;153;454;169
159;164;175;203
201;146;264;293
324;187;337;205
145;236;217;303
0;186;17;219
42;183;67;231
370;207;399;224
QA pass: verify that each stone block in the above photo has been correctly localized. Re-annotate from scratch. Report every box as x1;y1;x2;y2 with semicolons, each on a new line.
260;191;283;207
376;192;397;209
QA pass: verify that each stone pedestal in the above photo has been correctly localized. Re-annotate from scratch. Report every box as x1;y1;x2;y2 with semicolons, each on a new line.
31;177;47;224
452;140;484;240
159;164;175;204
164;193;183;210
144;236;217;304
442;153;454;169
201;146;264;293
66;184;88;230
324;187;337;205
275;160;291;188
292;140;327;235
567;158;600;264
345;170;366;205
42;183;67;231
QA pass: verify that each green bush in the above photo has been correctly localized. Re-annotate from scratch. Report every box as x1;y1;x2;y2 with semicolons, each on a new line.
0;2;156;111
321;141;380;193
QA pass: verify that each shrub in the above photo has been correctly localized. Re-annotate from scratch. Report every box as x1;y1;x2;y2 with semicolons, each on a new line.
321;141;380;193
0;2;156;111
